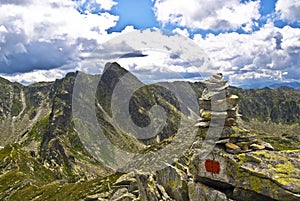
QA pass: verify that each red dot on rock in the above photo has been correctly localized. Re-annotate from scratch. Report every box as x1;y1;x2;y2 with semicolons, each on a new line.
205;159;220;174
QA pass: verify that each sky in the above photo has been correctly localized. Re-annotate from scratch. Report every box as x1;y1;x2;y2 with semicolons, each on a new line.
0;0;299;88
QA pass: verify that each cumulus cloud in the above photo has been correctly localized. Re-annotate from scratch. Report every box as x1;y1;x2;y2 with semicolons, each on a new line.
276;0;300;22
79;29;211;84
74;0;117;12
0;0;118;75
193;23;300;86
172;28;190;38
116;49;205;84
1;0;299;89
153;0;261;31
2;68;71;85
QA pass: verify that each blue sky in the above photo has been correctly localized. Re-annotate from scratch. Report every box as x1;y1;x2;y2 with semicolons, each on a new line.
108;0;159;31
109;0;277;34
0;0;299;88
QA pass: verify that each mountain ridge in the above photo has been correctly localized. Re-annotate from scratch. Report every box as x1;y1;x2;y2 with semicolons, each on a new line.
0;63;299;200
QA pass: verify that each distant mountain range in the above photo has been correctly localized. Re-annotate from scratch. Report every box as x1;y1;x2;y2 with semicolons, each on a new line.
234;80;300;91
268;81;300;90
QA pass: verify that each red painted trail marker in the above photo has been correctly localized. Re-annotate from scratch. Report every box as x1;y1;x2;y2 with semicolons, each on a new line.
205;159;220;176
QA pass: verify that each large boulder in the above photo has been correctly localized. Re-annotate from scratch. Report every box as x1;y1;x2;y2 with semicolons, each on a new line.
191;149;300;201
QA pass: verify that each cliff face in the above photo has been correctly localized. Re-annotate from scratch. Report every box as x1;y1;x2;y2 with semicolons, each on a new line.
0;77;53;146
0;63;299;200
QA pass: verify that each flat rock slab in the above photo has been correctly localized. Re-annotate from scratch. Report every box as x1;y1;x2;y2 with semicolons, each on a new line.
192;149;300;201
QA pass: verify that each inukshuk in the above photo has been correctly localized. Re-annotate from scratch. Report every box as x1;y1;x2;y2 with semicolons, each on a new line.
195;73;274;154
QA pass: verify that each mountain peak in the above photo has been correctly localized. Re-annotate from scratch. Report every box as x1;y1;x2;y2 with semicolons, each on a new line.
103;62;129;75
96;62;142;116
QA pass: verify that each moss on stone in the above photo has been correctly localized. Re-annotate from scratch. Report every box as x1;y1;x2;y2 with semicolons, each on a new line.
237;153;262;164
232;126;244;133
220;149;300;200
202;111;211;119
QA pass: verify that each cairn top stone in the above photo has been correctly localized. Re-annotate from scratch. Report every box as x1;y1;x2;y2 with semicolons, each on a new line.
213;73;223;80
203;73;229;93
205;73;228;83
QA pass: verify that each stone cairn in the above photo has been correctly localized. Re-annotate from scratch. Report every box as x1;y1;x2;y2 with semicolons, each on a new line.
195;73;274;154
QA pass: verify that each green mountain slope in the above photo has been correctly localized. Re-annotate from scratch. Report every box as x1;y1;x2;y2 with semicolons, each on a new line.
230;86;300;124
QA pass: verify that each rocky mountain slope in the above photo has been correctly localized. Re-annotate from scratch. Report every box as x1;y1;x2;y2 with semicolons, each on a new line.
230;86;300;124
0;62;299;200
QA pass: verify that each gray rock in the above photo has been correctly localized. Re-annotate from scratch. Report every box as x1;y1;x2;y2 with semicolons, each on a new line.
191;149;300;201
188;181;230;201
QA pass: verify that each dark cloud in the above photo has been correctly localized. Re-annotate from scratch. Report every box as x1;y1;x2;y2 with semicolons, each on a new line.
0;0;32;5
120;51;148;58
0;40;78;74
170;53;180;59
274;32;283;50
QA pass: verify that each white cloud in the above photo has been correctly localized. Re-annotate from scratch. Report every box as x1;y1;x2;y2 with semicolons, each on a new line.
0;0;118;75
1;0;299;89
193;23;300;86
276;0;300;22
153;0;261;31
79;29;211;84
0;25;140;83
74;0;117;12
172;28;190;37
2;68;69;85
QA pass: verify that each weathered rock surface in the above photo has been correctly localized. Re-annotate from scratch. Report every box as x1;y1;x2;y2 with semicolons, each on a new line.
191;148;300;201
82;146;300;201
0;78;53;146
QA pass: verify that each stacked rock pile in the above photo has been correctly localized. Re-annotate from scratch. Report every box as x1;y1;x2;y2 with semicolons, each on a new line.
195;73;274;154
195;73;239;128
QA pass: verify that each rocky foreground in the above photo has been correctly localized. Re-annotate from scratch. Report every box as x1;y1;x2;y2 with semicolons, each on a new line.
85;146;300;201
83;74;300;201
1;140;299;201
